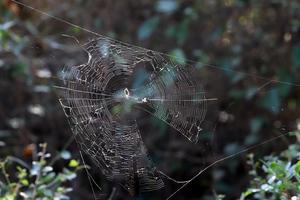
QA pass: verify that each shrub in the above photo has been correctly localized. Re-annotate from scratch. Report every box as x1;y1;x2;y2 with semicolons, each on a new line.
240;131;300;200
0;143;83;200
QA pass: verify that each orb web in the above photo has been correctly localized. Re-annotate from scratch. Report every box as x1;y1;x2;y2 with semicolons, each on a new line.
55;36;216;195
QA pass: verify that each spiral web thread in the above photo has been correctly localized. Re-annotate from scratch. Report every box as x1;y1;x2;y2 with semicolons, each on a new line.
54;37;217;195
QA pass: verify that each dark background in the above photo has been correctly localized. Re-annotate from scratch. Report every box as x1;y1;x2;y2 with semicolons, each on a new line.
1;0;300;199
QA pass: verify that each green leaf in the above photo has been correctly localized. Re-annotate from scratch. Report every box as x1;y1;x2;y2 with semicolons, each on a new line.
276;68;292;98
295;161;300;173
245;117;264;145
31;162;41;176
261;183;273;191
292;43;300;69
0;30;9;42
169;48;186;65
41;172;56;183
242;188;260;198
9;62;27;77
66;172;77;180
137;16;160;40
156;0;178;14
260;88;281;114
250;117;264;134
245;86;258;100
269;161;286;178
17;167;27;179
175;19;189;45
224;143;240;155
71;26;81;34
4;194;15;200
60;150;71;160
68;159;79;168
165;19;190;45
42;166;53;173
43;189;53;197
21;179;29;186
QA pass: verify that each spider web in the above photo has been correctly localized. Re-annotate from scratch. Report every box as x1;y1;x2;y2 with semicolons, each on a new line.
11;1;300;199
54;37;217;195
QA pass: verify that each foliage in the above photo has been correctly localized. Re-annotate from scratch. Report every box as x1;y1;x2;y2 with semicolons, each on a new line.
0;143;83;200
240;131;300;200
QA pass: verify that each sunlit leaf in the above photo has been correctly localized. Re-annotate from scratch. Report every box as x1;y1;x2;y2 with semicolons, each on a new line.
31;162;41;176
66;172;77;180
68;159;79;168
21;179;29;186
43;166;53;173
295;161;300;173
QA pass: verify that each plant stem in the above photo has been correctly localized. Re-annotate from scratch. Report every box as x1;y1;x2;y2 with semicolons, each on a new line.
1;159;11;185
31;143;47;200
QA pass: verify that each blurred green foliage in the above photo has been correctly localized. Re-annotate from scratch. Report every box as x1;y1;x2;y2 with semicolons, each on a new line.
137;16;160;41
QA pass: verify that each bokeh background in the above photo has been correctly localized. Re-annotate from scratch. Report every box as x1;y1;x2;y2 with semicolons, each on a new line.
0;0;300;199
